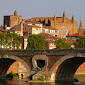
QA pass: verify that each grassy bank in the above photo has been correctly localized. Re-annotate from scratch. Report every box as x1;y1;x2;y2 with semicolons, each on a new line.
75;74;85;78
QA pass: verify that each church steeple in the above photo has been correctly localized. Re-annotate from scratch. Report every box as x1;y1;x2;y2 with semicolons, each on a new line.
79;20;83;29
14;10;17;16
72;15;74;23
63;11;65;17
54;14;56;28
54;13;56;21
63;11;65;22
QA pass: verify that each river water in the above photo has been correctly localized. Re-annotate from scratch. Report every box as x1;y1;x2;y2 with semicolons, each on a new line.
0;78;85;85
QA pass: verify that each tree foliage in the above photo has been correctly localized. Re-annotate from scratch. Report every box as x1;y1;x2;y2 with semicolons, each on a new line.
73;42;79;48
77;36;85;48
55;38;70;49
0;33;23;49
27;34;46;49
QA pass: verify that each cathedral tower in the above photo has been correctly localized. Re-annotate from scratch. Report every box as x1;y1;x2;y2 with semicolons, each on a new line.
14;10;17;16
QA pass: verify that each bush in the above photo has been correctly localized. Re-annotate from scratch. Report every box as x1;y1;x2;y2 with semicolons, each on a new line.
37;76;45;81
75;74;85;78
6;72;13;79
6;72;19;79
28;75;32;80
13;73;19;78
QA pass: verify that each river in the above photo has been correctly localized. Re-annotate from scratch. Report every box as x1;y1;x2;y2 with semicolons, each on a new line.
0;78;85;85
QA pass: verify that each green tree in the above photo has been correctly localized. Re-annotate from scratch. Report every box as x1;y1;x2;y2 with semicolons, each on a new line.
0;33;4;47
73;42;79;48
77;36;85;48
55;38;70;49
0;33;23;49
27;34;46;49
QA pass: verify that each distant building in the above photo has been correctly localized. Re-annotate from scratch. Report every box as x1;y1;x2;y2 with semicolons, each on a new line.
43;26;59;37
9;22;42;36
4;10;22;30
78;20;85;34
0;28;5;33
27;11;78;38
25;21;43;32
40;33;57;49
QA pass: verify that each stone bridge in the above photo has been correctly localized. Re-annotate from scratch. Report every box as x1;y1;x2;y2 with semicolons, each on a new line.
0;49;85;82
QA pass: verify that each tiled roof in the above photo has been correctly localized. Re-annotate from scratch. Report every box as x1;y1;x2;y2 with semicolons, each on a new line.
11;24;21;31
70;34;85;37
43;26;57;30
0;28;5;31
27;16;76;23
0;28;5;33
21;36;28;38
40;33;57;41
25;21;42;24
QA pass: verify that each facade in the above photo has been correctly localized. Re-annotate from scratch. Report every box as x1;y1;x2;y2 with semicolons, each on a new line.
40;33;57;49
9;22;42;36
9;22;42;49
4;10;22;29
7;61;29;79
43;26;59;37
21;36;28;49
25;21;43;32
27;11;78;38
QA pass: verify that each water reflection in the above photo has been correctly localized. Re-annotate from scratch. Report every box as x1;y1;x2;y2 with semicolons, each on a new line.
0;79;84;85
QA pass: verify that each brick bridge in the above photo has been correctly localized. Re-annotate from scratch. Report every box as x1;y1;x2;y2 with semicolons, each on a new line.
0;49;85;82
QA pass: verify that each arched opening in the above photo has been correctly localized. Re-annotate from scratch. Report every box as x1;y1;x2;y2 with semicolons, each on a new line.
0;58;15;79
0;55;31;79
37;59;45;68
54;57;85;81
75;62;85;81
7;61;29;79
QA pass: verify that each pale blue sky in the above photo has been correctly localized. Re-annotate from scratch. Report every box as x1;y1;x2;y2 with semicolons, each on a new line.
0;0;85;27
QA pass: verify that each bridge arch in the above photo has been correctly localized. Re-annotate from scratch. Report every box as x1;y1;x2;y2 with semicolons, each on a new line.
0;55;31;79
49;53;85;81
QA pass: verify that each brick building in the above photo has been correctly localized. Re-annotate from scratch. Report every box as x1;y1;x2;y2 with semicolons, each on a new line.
27;11;78;38
4;10;22;30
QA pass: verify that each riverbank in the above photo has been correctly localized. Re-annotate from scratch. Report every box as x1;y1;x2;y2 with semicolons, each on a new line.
26;80;54;83
75;74;85;78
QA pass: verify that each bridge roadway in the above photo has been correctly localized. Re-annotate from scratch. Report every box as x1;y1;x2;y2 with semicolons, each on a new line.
1;48;85;56
0;48;85;82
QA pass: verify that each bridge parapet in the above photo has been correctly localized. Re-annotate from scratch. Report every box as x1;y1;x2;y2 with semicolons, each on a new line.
0;48;85;56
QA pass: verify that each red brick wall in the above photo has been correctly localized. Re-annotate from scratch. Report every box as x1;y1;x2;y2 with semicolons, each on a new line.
7;61;19;73
76;62;85;74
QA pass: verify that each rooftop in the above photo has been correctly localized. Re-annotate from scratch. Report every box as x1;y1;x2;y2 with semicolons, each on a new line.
43;26;57;30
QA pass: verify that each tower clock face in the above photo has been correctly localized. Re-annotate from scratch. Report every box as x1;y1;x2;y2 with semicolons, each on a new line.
60;27;68;37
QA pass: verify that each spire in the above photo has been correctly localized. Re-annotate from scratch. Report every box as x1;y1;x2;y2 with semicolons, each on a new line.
79;20;83;29
54;13;56;21
63;11;65;17
54;14;56;28
14;10;17;16
72;15;74;23
63;11;65;22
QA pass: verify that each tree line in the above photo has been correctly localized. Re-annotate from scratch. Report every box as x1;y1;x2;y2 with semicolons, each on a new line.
0;33;85;49
0;33;23;49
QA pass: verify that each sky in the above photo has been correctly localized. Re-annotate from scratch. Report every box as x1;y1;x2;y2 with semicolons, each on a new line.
0;0;85;27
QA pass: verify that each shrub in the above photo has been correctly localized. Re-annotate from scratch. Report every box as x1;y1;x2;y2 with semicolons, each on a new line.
6;72;13;79
37;76;45;81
